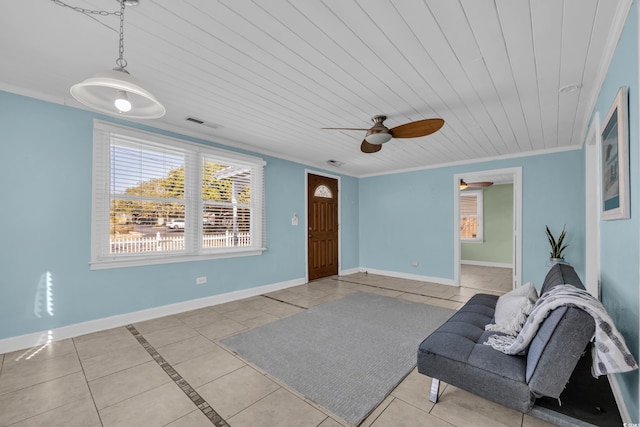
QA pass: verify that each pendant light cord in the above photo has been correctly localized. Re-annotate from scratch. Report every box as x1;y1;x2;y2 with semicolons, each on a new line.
51;0;128;70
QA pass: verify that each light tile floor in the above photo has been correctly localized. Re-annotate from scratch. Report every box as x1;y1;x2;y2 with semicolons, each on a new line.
0;269;554;427
460;264;514;293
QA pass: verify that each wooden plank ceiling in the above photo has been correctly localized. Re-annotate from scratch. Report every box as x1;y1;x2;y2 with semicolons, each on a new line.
0;0;631;177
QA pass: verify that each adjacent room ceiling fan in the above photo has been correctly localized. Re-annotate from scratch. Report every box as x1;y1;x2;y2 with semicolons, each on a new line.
322;115;444;153
460;179;493;190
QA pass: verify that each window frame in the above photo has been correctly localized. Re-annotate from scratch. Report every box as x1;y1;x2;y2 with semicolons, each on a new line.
91;120;266;270
460;190;484;242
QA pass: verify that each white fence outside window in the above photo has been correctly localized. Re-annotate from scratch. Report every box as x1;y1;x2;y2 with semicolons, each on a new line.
110;231;251;254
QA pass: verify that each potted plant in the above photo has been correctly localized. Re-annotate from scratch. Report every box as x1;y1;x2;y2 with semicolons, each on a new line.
546;225;568;264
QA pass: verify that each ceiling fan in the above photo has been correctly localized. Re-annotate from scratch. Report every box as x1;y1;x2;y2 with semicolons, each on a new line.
460;179;493;190
323;115;444;153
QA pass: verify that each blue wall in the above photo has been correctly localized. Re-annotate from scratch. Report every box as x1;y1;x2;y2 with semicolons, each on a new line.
592;1;639;419
0;90;359;340
359;151;586;288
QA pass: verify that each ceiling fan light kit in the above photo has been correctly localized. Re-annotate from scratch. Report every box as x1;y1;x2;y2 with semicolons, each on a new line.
364;115;393;145
364;131;392;145
62;0;165;119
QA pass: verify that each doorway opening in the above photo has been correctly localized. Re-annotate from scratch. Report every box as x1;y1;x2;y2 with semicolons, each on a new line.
454;167;522;290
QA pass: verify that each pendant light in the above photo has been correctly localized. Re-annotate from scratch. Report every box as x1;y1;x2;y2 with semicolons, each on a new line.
69;0;165;119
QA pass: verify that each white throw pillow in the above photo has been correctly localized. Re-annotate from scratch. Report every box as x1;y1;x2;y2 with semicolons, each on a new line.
485;282;538;336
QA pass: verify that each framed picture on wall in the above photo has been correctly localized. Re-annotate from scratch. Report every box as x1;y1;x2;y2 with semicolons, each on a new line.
600;86;630;220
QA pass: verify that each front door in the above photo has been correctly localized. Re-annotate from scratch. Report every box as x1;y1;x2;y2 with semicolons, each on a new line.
307;174;339;281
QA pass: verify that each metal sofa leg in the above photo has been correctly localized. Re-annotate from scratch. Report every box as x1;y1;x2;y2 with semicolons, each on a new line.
429;378;440;403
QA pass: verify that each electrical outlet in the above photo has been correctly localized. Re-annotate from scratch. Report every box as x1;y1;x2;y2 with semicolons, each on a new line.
411;261;418;267
196;276;207;285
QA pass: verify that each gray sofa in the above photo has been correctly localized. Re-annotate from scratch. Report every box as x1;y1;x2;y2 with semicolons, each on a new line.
417;263;595;413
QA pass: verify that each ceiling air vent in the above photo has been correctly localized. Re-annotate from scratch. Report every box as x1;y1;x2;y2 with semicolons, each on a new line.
186;117;204;125
326;160;344;167
186;117;221;129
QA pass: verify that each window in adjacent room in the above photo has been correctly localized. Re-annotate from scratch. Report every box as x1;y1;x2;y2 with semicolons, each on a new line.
460;190;483;242
91;120;266;269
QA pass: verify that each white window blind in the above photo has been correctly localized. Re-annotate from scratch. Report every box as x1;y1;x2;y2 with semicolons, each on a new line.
460;190;483;241
91;120;266;269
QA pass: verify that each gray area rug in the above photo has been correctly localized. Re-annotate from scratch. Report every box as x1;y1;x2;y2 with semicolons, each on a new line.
221;292;454;426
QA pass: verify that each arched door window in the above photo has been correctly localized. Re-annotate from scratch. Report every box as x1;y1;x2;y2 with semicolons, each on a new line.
314;184;333;198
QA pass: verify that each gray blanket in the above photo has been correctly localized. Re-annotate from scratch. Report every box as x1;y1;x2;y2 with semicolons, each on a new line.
486;285;638;377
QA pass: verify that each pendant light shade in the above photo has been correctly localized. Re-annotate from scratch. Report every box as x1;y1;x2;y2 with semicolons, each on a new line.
63;0;165;119
71;68;165;119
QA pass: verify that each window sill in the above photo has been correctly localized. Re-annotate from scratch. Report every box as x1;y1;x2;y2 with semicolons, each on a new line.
90;248;265;270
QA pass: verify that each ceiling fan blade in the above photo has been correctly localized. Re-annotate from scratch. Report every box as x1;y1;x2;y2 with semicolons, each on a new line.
390;118;444;138
321;127;370;131
361;140;382;153
467;181;493;188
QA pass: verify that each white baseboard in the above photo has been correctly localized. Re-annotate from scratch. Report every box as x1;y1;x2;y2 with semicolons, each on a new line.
607;373;633;423
461;260;513;269
362;268;456;287
0;277;306;355
339;267;362;276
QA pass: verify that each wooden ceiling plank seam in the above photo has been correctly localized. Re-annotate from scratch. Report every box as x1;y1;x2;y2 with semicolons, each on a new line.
468;3;530;154
558;0;600;146
530;0;564;149
310;1;447;116
249;1;385;115
439;1;514;156
170;3;380;126
495;0;545;151
351;0;462;123
148;2;369;125
368;0;497;159
247;1;442;127
132;51;330;140
464;0;534;153
393;0;501;157
225;1;387;117
287;1;429;121
125;27;352;130
433;1;526;157
380;0;508;159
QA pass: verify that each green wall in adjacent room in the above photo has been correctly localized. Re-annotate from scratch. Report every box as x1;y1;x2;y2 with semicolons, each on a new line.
461;184;513;265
